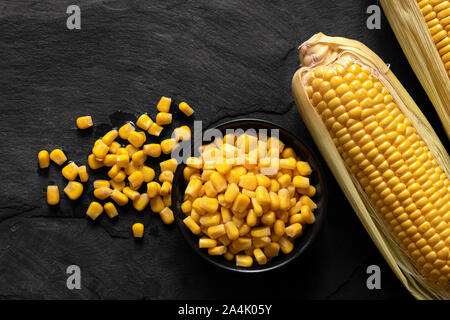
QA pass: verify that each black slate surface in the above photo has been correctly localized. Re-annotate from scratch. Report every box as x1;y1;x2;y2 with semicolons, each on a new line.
0;0;446;300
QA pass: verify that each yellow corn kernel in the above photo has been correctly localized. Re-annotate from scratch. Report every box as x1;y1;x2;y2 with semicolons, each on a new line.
38;150;50;169
62;162;79;181
215;162;233;175
64;181;84;200
198;197;218;214
142;144;161;158
148;123;163;136
118;123;135;140
147;181;161;198
223;183;239;203
236;255;253;267
239;224;251;236
116;154;129;168
300;205;315;224
199;238;217;248
300;195;317;210
93;180;109;189
103;154;117;167
239;174;258;191
264;242;280;258
218;207;230;223
150;195;165;212
160;181;172;196
251;198;263;216
160;158;178;173
112;170;126;183
110;189;129;206
123;161;139;176
293;175;310;189
94;187;113;200
277;174;291;188
47;185;60;205
86;201;103;220
179;101;194;116
203;181;217;197
126;131;144;149
225;221;240;240
77;165;88;183
208;246;227;255
296;161;312;176
92;140;109;159
135;114;152;131
163;194;171;207
181;200;192;215
76;116;93;129
231;237;252;251
208;224;226;239
185;178;202;198
139;166;154;183
278;188;290;211
255;186;270;206
231;194;250;214
129;150;145;166
186;157;203;169
157;206;173;224
280;157;297;170
269;179;280;193
104;202;118;218
200;212;221;227
132;223;144;238
102;129;118;146
253;236;271;248
116;147;127;156
173;125;191;141
50;149;67;166
88;154;103;170
110;179;125;191
109;141;121;154
253;248;268;265
184;216;201;235
279;236;294;254
245;209;257;227
261;211;276;226
281;147;296;159
160;138;177;154
128;171;145;190
273;219;285;236
122;186;140;201
255;174;271;188
155;112;172;125
285;223;302;238
159;170;174;183
133;193;149;211
107;165;120;179
157;96;171;112
251;226;271;238
210;172;227;193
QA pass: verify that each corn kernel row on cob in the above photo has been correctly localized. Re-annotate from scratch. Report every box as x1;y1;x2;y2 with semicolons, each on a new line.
380;0;450;138
292;33;450;299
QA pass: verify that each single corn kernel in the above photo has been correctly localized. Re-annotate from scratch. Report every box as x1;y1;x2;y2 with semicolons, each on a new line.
296;161;312;176
261;211;276;226
293;176;310;189
231;194;250;214
123;186;140;201
160;158;178;173
278;174;291;188
119;123;135;140
50;149;67;166
185;178;202;198
159;207;174;224
76;116;93;130
208;224;226;239
104;154;117;167
110;189;129;206
125;144;139;157
199;237;217;248
78;165;88;182
208;246;227;255
163;194;171;207
133;193;149;211
278;188;290;211
279;157;297;170
279;236;294;254
269;192;280;211
255;186;270;206
147;181;161;198
64;181;84;200
236;255;253;267
264;242;280;258
132;223;144;238
86;201;103;220
160;182;172;196
256;174;271;188
94;187;113;200
129;150;145;167
281;147;296;159
253;236;271;248
300;195;317;210
139;166;155;183
253;248;268;265
88;154;103;169
173;126;191;141
184;216;201;235
112;170;126;183
161;138;177;154
181;200;192;215
93;180;110;189
210;172;228;193
104;202;118;218
159;170;174;183
285;223;302;238
157;96;171;112
110;179;125;191
62;162;79;181
150;196;165;212
148;123;163;136
225;221;240;240
215;162;233;175
136;114;153;131
156;112;172;125
246;209;258;227
199;197;219;214
128;131;146;148
239;174;258;191
47;185;60;205
300;205;315;224
92;140;109;159
38;150;50;168
274;219;285;237
143;144;162;158
179;102;194;116
109;141;121;154
186;157;203;169
128;171;145;190
203;181;218;197
224;183;240;203
251;226;271;238
102;130;118;146
108;164;120;179
199;212;221;227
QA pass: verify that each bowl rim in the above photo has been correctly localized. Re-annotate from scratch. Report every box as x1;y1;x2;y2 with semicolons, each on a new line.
172;118;328;273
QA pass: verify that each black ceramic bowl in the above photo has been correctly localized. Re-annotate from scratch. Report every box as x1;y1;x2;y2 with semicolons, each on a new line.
172;119;327;272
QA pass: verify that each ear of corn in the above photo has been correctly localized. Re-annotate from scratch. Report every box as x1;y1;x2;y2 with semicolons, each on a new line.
380;0;450;139
292;33;450;299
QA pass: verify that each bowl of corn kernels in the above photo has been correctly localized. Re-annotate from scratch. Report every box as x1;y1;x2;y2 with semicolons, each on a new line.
172;119;327;272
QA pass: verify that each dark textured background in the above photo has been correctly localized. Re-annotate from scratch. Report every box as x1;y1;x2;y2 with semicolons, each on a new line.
0;0;446;300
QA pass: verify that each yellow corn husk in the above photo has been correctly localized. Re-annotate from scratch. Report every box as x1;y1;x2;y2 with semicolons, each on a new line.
292;33;450;300
380;0;450;139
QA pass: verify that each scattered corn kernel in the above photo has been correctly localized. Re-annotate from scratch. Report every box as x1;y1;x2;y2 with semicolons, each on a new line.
157;96;171;112
150;195;165;212
88;154;103;169
104;202;118;218
147;181;161;198
110;189;129;206
184;216;201;235
78;165;89;182
86;201;103;220
159;207;174;224
132;223;144;238
38;150;50;168
64;181;84;200
148;123;163;136
123;186;140;201
128;171;145;190
110;179;125;191
143;143;162;157
236;255;253;267
173;125;191;141
119;123;135;140
76;116;93;130
179;102;194;116
136;114;153;131
92;140;109;159
133;193;149;211
160;158;178;173
253;248;268;265
293;176;310;189
62;162;79;181
47;185;60;205
94;180;110;189
94;187;113;200
161;138;177;154
128;131;146;148
102;130;118;146
50;149;67;166
156;112;172;125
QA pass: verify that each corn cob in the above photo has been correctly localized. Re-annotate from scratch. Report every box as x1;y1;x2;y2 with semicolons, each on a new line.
380;0;450;139
292;33;450;299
